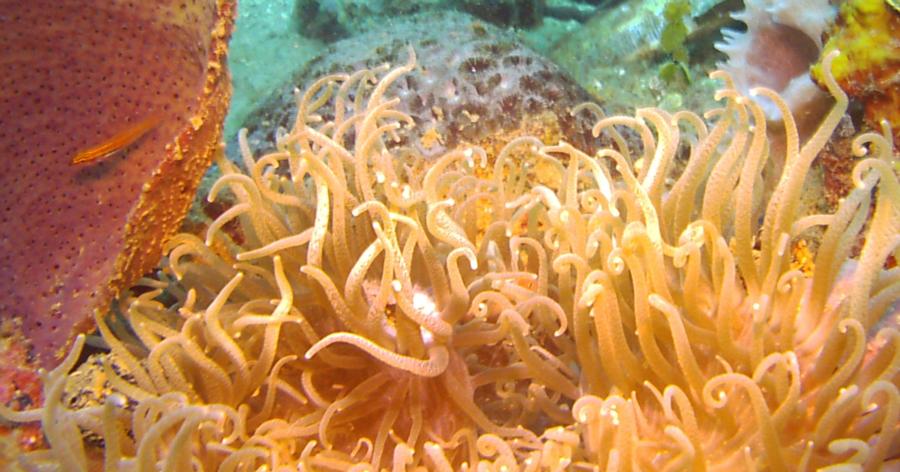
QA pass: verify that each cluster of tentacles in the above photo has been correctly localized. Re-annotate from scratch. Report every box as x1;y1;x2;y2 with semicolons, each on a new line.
2;50;898;471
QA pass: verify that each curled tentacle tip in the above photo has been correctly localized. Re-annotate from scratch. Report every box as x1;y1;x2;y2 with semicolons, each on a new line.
303;347;318;360
105;393;128;408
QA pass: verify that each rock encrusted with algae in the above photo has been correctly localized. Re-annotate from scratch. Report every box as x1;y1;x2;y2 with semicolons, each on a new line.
812;0;900;148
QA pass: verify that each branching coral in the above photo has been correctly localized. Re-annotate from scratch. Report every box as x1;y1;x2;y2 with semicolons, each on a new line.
2;48;899;470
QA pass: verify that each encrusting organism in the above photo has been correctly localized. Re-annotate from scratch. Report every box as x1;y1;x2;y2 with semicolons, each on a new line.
2;47;898;470
811;0;900;149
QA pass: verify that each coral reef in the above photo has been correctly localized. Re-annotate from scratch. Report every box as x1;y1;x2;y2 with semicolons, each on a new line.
2;48;899;470
715;0;836;121
0;0;236;367
811;0;900;148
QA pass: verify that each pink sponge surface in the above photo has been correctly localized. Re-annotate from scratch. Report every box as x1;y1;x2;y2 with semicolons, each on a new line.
0;0;235;367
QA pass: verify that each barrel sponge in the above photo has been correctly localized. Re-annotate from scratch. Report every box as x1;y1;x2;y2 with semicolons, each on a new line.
0;0;235;368
716;0;836;121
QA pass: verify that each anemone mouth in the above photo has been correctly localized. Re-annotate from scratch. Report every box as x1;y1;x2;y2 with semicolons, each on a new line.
745;24;821;92
716;0;836;123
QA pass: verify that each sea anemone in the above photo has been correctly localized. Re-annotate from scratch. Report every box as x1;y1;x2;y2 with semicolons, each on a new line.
716;0;836;122
2;48;898;470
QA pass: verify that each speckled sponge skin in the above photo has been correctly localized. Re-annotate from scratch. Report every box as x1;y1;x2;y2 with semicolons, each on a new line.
0;0;235;368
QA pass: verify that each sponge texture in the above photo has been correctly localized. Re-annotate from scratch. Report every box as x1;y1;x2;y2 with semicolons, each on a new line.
0;0;235;367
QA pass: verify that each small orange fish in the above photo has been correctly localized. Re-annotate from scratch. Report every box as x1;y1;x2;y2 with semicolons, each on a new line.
70;114;163;165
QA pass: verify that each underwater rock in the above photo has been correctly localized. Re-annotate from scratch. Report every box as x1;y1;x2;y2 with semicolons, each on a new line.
544;0;600;22
812;0;900;148
550;0;736;114
292;0;350;40
238;11;606;161
456;0;546;28
292;0;570;39
292;0;446;40
0;0;235;368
